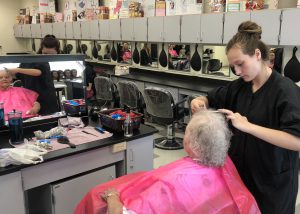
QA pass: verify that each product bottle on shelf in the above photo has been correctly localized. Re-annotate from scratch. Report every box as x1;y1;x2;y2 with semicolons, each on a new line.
124;108;133;137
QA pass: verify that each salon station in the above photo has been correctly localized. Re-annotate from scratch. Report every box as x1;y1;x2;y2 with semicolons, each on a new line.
1;0;300;213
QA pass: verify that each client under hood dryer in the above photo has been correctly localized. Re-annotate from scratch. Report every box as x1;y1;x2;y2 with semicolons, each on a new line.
190;44;201;71
159;43;168;67
284;47;300;82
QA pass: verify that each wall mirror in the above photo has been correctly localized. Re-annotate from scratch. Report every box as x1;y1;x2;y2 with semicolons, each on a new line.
168;44;191;71
117;42;132;64
0;55;86;125
202;46;230;77
140;43;158;68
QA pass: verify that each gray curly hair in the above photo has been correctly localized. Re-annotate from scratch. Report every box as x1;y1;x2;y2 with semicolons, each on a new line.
187;110;232;167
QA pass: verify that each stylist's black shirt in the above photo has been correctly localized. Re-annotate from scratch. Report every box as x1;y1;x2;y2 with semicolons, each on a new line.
17;62;58;115
208;70;300;214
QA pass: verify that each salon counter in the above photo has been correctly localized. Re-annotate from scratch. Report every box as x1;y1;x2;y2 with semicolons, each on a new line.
0;123;157;214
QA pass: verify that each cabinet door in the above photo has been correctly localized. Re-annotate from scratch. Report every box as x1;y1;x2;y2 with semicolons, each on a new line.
0;172;26;214
41;23;53;38
251;10;281;45
90;20;100;40
99;19;110;40
65;22;74;39
133;17;147;41
148;16;164;42
73;22;82;39
31;24;42;38
223;12;250;44
81;21;91;40
164;15;181;43
181;14;201;43
201;13;223;44
280;8;300;46
22;24;31;38
53;22;66;39
13;24;23;37
121;18;134;41
127;136;154;174
110;19;121;41
52;165;115;214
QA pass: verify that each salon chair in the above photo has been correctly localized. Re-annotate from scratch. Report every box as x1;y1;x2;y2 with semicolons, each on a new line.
117;80;145;113
94;76;119;109
144;87;186;150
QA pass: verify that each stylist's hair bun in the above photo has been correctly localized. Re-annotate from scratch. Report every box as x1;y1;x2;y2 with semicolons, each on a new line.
238;21;262;40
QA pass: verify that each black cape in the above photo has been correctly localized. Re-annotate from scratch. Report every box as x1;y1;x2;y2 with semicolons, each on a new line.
17;62;58;115
208;70;300;214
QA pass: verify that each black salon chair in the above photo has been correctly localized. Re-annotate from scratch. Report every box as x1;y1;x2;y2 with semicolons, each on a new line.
94;76;119;109
117;80;145;115
144;87;186;150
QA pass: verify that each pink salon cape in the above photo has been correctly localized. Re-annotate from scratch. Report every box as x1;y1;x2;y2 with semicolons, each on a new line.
75;156;260;214
0;87;38;120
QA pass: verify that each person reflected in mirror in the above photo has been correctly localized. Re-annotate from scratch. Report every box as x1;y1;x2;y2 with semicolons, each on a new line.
191;21;300;214
84;63;96;100
140;43;152;66
268;48;275;69
121;42;132;63
0;69;40;119
176;51;191;71
168;54;175;69
168;44;178;57
75;111;260;214
9;35;59;115
103;44;111;60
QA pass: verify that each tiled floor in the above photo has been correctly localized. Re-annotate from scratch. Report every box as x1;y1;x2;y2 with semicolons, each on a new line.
151;123;300;214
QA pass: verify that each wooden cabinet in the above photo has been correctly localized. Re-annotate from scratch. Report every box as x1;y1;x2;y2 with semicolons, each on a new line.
31;24;42;38
52;22;66;39
121;18;134;41
41;23;53;38
81;21;91;40
13;24;23;38
181;14;201;43
99;19;111;40
73;22;82;40
65;22;74;39
126;136;154;174
223;11;250;44
0;172;25;214
134;17;148;41
251;9;281;45
280;8;300;46
90;20;100;40
22;24;31;38
201;13;223;44
110;19;121;41
164;15;181;43
148;16;164;42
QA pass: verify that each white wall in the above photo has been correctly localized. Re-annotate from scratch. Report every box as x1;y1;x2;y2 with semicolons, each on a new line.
0;0;30;54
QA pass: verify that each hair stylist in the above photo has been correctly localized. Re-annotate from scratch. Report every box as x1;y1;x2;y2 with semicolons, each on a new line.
9;35;59;115
191;21;300;214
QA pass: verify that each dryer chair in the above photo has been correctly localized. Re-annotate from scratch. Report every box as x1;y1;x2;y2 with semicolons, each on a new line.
94;76;119;109
144;87;186;150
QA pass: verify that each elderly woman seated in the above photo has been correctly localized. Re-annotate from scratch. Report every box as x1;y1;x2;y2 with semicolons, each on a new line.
75;111;260;214
0;69;40;119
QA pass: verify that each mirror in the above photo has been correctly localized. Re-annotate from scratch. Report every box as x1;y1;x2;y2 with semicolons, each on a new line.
117;42;132;64
168;44;191;71
0;58;86;123
202;46;230;77
140;43;158;67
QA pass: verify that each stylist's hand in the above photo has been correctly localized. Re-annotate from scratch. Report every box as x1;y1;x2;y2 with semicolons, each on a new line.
218;109;250;132
191;96;209;114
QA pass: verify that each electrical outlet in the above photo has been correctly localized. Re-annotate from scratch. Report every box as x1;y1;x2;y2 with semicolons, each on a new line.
112;141;127;153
